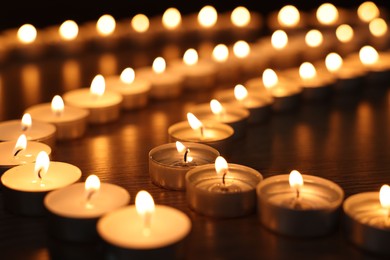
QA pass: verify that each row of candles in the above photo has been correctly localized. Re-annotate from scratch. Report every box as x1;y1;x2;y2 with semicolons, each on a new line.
0;1;389;257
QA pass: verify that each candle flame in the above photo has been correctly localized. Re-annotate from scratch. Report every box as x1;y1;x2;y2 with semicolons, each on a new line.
162;8;181;30
136;190;155;236
152;57;166;74
175;141;193;163
289;170;304;190
210;99;224;115
325;52;343;72
51;95;64;116
21;113;32;131
215;156;228;175
316;3;339;25
34;151;50;180
234;84;248;101
380;184;390;209
336;24;354;43
231;6;251;27
17;24;37;44
278;5;300;27
212;44;229;63
85;174;100;201
358;1;380;23
233;40;250;59
299;62;317;80
13;134;27;156
59;20;78;41
187;112;203;130
271;30;288;50
305;29;323;47
90;74;106;97
96;14;116;36
183;48;198;66
359;45;379;65
369;18;388;37
131;14;150;33
175;141;186;153
120;68;135;84
198;5;218;28
262;68;278;89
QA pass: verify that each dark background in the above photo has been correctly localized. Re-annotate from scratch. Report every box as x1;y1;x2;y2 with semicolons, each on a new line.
1;0;390;31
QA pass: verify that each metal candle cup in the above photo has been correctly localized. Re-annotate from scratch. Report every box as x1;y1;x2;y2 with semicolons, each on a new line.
149;142;220;190
256;174;344;237
186;163;263;218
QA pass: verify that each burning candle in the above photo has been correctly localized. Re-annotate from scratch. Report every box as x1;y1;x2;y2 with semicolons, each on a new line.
335;24;362;56
149;141;219;190
302;29;329;62
186;156;263;218
357;45;390;83
26;95;89;140
44;174;130;242
315;3;339;27
343;184;390;255
267;5;304;32
210;43;240;82
198;5;218;29
0;113;56;147
369;18;389;50
1;151;81;216
63;74;123;124
357;1;380;23
105;67;151;110
97;190;191;258
256;170;344;237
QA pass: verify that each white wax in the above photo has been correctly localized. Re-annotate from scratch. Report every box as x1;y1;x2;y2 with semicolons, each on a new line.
0;140;52;166
0;120;56;142
44;182;130;219
136;67;183;88
97;205;191;249
1;162;81;192
26;103;89;124
105;77;151;95
63;88;123;109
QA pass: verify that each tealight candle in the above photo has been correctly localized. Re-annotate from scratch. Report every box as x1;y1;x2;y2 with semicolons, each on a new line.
186;156;263;218
369;18;389;50
267;29;301;69
0;113;56;147
302;29;330;62
63;74;123;124
256;170;344;237
105;67;151;110
170;48;217;90
356;45;390;84
128;13;156;45
44;175;130;242
97;190;191;259
26;95;89;140
357;1;380;24
189;99;250;138
136;57;184;100
334;24;363;56
168;113;234;156
226;6;262;40
149;141;219;190
214;84;273;124
1;151;82;216
343;184;390;256
0;134;52;174
266;5;305;33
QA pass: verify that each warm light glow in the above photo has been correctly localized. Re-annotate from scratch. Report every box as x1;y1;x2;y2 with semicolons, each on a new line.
380;184;390;209
271;30;288;50
13;134;27;156
131;14;150;33
135;190;155;219
51;95;64;116
85;175;100;197
175;141;193;163
215;156;228;176
187;112;203;130
359;45;379;65
212;44;229;62
369;18;388;37
17;24;37;44
305;29;323;47
233;40;250;58
231;6;251;27
96;14;116;36
210;99;224;116
162;8;182;30
299;62;317;80
152;57;166;74
34;151;50;180
278;5;300;27
289;170;304;190
175;141;186;153
316;3;339;25
325;52;343;72
234;84;248;101
336;24;354;43
262;68;278;89
59;20;79;41
183;48;198;66
120;68;135;84
21;113;32;131
198;5;218;28
358;1;380;23
90;74;105;97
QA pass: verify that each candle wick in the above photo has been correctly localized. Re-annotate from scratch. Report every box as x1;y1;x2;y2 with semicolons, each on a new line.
200;126;205;139
184;149;189;163
37;168;43;180
13;148;23;157
296;188;300;199
21;126;27;132
143;212;152;237
222;170;228;185
86;190;95;202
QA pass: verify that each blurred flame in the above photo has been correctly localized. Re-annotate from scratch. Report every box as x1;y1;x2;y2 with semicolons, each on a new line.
305;29;323;47
96;14;116;36
289;170;304;190
152;57;166;74
359;45;379;65
59;20;79;41
131;14;150;33
17;24;37;44
299;62;317;80
198;5;218;28
162;8;182;30
233;40;250;58
175;141;186;153
210;99;224;115
262;69;278;89
120;68;135;84
234;84;248;101
183;48;198;66
271;30;288;50
215;156;228;175
325;52;343;72
231;6;251;27
358;1;380;23
369;18;388;37
135;190;155;235
90;74;105;97
21;113;32;131
51;95;64;116
278;5;300;27
85;174;100;198
316;3;339;25
187;112;203;130
380;184;390;209
336;24;354;43
13;134;27;156
34;151;50;180
212;44;229;62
